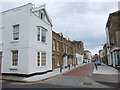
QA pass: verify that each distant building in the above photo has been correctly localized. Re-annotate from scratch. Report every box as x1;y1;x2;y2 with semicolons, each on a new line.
105;10;120;69
93;54;99;60
72;41;84;64
83;50;92;62
103;44;108;65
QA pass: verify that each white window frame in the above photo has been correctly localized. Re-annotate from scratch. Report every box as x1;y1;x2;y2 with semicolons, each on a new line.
37;26;47;43
52;39;56;50
11;50;18;66
57;41;59;51
37;52;41;66
41;52;46;66
41;28;46;43
37;52;46;67
37;27;41;41
13;25;19;41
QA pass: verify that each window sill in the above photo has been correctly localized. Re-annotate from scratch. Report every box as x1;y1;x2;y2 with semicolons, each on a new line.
9;66;18;70
57;50;60;52
37;41;47;45
36;66;47;68
10;40;19;43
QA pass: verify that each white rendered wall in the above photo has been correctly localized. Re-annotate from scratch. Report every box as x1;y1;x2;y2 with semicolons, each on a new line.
76;53;83;64
2;3;52;75
27;11;52;74
0;14;2;52
2;4;32;74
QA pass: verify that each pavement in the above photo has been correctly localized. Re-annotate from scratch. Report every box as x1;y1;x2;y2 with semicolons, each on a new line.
0;63;86;82
92;63;120;88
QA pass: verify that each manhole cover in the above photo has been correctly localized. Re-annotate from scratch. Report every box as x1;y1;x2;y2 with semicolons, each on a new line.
83;82;92;85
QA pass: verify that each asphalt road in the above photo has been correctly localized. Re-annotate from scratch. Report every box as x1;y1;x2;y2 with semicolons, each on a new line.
1;80;79;88
0;63;119;89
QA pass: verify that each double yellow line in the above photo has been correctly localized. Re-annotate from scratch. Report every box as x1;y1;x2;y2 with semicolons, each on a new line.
10;65;85;85
10;74;61;85
0;80;4;82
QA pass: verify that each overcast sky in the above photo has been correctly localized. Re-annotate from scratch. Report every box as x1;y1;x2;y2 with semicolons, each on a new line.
0;0;119;55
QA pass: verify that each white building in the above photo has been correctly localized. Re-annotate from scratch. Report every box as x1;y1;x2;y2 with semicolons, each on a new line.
99;49;104;62
83;50;92;63
0;15;2;73
1;3;52;76
76;53;83;64
105;27;112;65
0;14;2;52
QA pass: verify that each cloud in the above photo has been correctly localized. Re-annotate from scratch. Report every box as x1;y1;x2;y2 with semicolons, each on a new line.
46;2;118;54
0;1;118;55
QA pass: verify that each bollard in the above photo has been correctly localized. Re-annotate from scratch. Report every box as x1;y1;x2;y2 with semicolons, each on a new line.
68;64;70;70
60;65;62;73
95;63;98;70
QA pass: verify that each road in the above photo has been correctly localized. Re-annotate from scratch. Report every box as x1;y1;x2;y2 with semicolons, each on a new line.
1;63;118;89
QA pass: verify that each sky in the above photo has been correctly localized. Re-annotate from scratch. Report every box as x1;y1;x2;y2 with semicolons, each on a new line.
0;0;119;55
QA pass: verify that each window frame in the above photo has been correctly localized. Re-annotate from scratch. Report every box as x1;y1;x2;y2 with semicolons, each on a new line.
52;39;56;50
11;50;18;66
41;28;46;43
37;27;41;41
37;26;47;43
41;52;46;66
37;52;41;66
57;41;59;51
37;52;46;67
13;25;19;41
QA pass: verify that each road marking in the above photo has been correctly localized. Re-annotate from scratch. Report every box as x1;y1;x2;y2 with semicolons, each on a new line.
10;74;61;85
40;74;61;83
10;65;88;85
0;80;4;82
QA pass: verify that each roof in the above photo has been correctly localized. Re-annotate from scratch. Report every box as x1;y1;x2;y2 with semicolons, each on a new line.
31;5;52;27
106;10;120;27
1;3;52;27
1;3;33;13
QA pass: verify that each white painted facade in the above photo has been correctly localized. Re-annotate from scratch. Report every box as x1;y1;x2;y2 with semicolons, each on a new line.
1;3;52;75
105;27;112;65
76;53;83;64
63;56;68;67
0;14;2;52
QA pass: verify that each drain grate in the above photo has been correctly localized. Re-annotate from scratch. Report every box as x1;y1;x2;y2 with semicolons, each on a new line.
83;82;92;85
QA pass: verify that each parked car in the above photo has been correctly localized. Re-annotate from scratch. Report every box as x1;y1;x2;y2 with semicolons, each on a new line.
95;60;101;65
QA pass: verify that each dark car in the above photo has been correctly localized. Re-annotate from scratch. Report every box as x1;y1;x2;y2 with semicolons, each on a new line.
95;60;101;65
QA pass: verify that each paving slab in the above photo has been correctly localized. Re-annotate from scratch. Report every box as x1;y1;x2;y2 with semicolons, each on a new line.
92;63;120;86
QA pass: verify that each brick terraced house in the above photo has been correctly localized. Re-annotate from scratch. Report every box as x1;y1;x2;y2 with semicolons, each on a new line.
105;10;120;69
52;31;84;69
